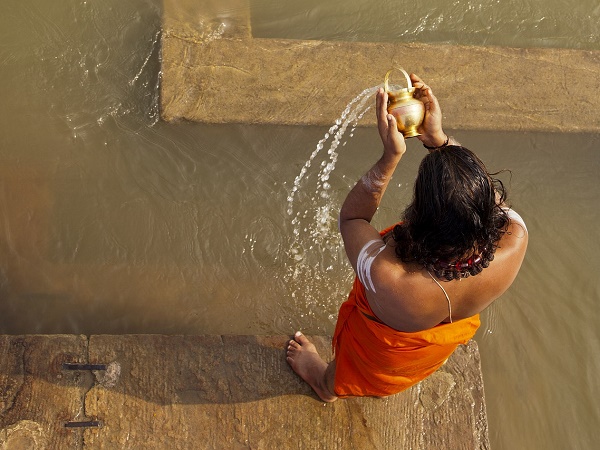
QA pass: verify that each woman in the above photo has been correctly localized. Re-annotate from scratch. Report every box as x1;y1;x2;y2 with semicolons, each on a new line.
287;74;528;402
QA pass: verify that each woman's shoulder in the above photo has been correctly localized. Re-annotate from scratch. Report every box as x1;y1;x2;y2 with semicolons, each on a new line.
498;208;529;257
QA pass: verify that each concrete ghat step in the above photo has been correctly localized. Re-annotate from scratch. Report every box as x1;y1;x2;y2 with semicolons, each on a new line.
0;334;488;449
161;0;600;133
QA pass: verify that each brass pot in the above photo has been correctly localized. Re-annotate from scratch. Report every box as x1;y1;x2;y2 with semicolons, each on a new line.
384;68;425;138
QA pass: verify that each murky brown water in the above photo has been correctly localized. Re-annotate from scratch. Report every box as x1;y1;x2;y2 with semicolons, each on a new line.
251;0;600;49
1;0;599;448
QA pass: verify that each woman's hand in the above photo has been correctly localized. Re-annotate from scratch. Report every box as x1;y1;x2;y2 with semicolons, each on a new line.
376;87;406;157
410;74;447;148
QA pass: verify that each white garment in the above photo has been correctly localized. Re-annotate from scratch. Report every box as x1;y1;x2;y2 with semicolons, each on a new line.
503;207;527;233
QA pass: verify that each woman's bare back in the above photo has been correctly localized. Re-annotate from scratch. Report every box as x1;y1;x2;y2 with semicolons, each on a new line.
366;218;528;333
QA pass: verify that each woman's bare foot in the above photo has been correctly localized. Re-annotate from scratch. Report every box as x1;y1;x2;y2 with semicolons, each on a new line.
286;332;337;403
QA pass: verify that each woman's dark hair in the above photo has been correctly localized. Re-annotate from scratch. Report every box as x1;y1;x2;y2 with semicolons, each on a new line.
390;145;509;280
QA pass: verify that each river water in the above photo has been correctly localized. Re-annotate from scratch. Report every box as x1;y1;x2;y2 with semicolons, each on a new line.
0;0;598;448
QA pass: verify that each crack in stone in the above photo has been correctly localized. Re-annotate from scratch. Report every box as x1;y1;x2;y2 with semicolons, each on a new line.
78;335;95;450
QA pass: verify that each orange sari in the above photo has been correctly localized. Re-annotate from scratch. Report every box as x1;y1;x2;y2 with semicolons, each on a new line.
332;225;480;398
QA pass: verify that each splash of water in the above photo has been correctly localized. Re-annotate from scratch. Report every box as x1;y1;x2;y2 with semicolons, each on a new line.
284;85;380;319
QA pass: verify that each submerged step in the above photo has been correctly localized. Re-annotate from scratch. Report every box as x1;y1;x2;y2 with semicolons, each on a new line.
161;0;600;133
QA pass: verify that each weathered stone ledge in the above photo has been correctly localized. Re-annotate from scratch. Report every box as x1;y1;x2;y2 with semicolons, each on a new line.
161;0;600;133
1;334;488;449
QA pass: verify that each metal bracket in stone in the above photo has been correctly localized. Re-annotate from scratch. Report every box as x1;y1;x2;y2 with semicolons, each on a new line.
64;420;103;428
62;362;121;387
62;363;108;371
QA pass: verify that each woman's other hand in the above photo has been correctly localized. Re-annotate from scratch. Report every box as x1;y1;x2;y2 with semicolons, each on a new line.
410;74;447;148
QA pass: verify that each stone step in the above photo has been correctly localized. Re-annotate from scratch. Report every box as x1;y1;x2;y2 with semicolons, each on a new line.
161;0;600;133
1;334;488;449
